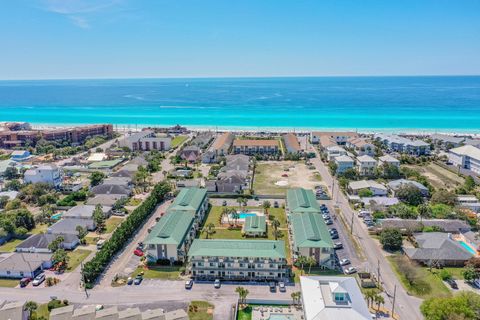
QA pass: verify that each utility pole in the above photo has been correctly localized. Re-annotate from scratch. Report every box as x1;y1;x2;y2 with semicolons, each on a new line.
377;259;381;284
391;284;397;319
81;262;89;299
350;212;354;235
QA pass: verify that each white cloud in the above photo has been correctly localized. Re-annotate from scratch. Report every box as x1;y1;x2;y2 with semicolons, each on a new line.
69;16;90;29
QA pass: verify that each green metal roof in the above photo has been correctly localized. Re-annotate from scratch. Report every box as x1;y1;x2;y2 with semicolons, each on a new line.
188;239;286;259
168;188;207;214
144;211;195;246
291;212;334;248
286;188;320;214
243;215;266;234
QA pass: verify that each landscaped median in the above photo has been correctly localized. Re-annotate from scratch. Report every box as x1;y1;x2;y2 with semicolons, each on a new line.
81;181;171;288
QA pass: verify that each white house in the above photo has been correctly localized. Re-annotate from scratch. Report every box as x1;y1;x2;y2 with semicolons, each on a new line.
457;195;480;213
378;154;400;168
325;146;347;161
120;130;172;151
23;164;62;188
346;138;375;156
449;145;480;175
387;179;429;197
334;155;354;174
300;276;371;320
0;252;52;279
356;155;377;175
348;180;388;197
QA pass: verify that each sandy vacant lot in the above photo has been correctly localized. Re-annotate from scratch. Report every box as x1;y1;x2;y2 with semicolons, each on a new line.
404;162;464;191
253;160;324;195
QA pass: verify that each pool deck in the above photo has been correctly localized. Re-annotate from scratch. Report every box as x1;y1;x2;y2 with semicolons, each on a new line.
252;305;303;320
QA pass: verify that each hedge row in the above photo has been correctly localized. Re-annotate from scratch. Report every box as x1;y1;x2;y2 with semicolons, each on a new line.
82;181;171;287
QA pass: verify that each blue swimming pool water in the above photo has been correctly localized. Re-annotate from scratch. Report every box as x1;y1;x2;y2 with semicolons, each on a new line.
238;213;257;219
51;213;63;220
460;241;476;255
268;314;295;320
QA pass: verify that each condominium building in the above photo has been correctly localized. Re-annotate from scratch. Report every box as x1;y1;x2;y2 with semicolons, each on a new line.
211;132;234;156
356;155;377;176
120;130;172;151
286;188;321;215
188;239;289;281
449;145;480;174
311;131;358;146
232;139;280;155
282;133;302;154
346;137;376;156
145;188;208;263
374;134;430;156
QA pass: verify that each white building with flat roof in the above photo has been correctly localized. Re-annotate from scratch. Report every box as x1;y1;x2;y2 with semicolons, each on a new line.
300;276;371;320
334;155;354;174
356;155;377;176
449;145;480;175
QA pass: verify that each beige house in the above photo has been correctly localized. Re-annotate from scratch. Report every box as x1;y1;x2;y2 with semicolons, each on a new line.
356;155;377;175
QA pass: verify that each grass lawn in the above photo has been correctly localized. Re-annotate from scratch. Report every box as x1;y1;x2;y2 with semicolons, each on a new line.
188;301;214;320
66;249;92;272
387;255;451;299
33;303;49;319
403;162;464;191
30;223;48;234
85;235;99;245
0;238;23;252
0;278;18;287
172;135;188;148
237;305;252;320
105;216;123;233
133;265;181;280
442;267;465;280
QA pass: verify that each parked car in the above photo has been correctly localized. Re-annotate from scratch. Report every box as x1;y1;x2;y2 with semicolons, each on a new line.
281;174;288;177
331;233;339;239
127;277;133;285
278;281;286;292
185;279;193;289
32;273;45;286
334;242;343;250
19;278;31;288
222;200;227;206
339;258;351;266
133;249;144;257
155;217;161;222
344;267;357;275
269;282;276;292
214;279;221;288
133;274;143;285
445;278;458;289
474;279;480;288
329;228;338;234
325;219;333;225
274;201;279;208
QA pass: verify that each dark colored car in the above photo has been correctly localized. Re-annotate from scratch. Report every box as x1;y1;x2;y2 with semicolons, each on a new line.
269;282;276;292
19;278;32;287
185;279;193;289
274;201;279;208
445;278;458;289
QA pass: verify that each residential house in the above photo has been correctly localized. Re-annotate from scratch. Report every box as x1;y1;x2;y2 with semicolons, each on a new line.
188;239;289;281
145;188;208;263
325;146;347;161
24;164;62;187
356;155;377;175
374;134;430;156
457;195;480;213
48;218;93;234
449;145;480;174
346;137;375;156
87;194;126;207
72;305;96;320
190;132;214;150
376;218;471;234
63;205;112;230
282;133;302;154
404;233;474;266
464;138;480;148
232;139;280;155
180;145;201;163
0;301;28;320
334;155;354;174
348;180;388;197
0;252;52;279
290;212;335;269
242;215;267;237
10;150;31;162
50;305;75;320
214;155;251;193
387;179;429;197
311;131;358;145
378;154;400;168
93;306;187;320
431;134;465;149
300;276;371;320
91;184;132;196
120;130;172;151
16;233;80;252
202;132;234;163
0;160;16;177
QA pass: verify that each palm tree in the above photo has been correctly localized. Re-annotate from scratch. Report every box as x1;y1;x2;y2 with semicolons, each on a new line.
291;291;301;306
306;256;316;274
242;198;248;209
235;286;249;306
374;294;385;311
236;197;244;210
363;289;376;307
202;223;215;239
271;219;280;239
273;229;283;241
24;301;38;318
296;256;308;275
262;200;271;215
417;203;431;222
231;209;240;226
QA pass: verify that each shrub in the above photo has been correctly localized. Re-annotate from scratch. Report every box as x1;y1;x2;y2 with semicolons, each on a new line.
379;228;403;251
156;259;171;266
439;269;452;281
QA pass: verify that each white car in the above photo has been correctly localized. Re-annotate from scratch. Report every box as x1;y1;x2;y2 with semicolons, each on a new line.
339;259;351;266
32;273;45;286
344;267;357;275
214;279;221;288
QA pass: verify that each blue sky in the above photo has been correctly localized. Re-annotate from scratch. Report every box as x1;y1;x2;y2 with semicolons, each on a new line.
1;0;479;79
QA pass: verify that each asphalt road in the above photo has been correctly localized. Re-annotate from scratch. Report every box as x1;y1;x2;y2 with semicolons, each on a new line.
308;141;423;320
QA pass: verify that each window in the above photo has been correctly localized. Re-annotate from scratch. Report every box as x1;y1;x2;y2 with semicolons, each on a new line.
334;293;346;302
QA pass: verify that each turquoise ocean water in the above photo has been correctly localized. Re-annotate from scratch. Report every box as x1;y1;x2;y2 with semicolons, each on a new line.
0;76;479;132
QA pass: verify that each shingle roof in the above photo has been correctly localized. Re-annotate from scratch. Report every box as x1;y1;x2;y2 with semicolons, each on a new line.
356;155;376;163
287;188;321;214
243;215;266;234
378;218;471;233
335;155;354;163
404;232;474;261
86;194;126;206
168;188;207;213
387;179;428;192
144;211;195;246
348;180;387;191
291;213;334;249
188;239;286;259
378;155;400;163
0;252;52;273
48;218;91;235
91;184;131;195
64;205;111;219
233;139;279;147
16;233;78;250
283;133;302;152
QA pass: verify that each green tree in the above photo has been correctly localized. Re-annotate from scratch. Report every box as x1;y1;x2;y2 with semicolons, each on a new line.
93;204;106;233
296;256;308;275
306;256;316;274
235;286;249;305
388;203;417;219
52;249;69;271
202;223;215;239
4;166;18;180
5;179;22;191
417;203;432;222
89;171;105;187
396;184;424;206
48;236;64;252
76;226;88;245
271;219;280;240
328;161;338;175
232;210;240;226
431;189;457;206
464;176;476;192
262;200;271;215
463;266;478;283
24;301;38;319
340;168;358;180
358;188;374;198
373;294;385;311
0;196;9;209
291;291;302;306
363;289;376;307
134;165;150;192
379;228;403;251
420;291;480;320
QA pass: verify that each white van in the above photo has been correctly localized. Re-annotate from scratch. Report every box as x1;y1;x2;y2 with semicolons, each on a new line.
96;239;106;249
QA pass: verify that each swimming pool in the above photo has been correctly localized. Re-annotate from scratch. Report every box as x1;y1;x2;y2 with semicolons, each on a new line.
459;241;477;255
51;213;63;220
268;314;295;320
238;212;257;219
